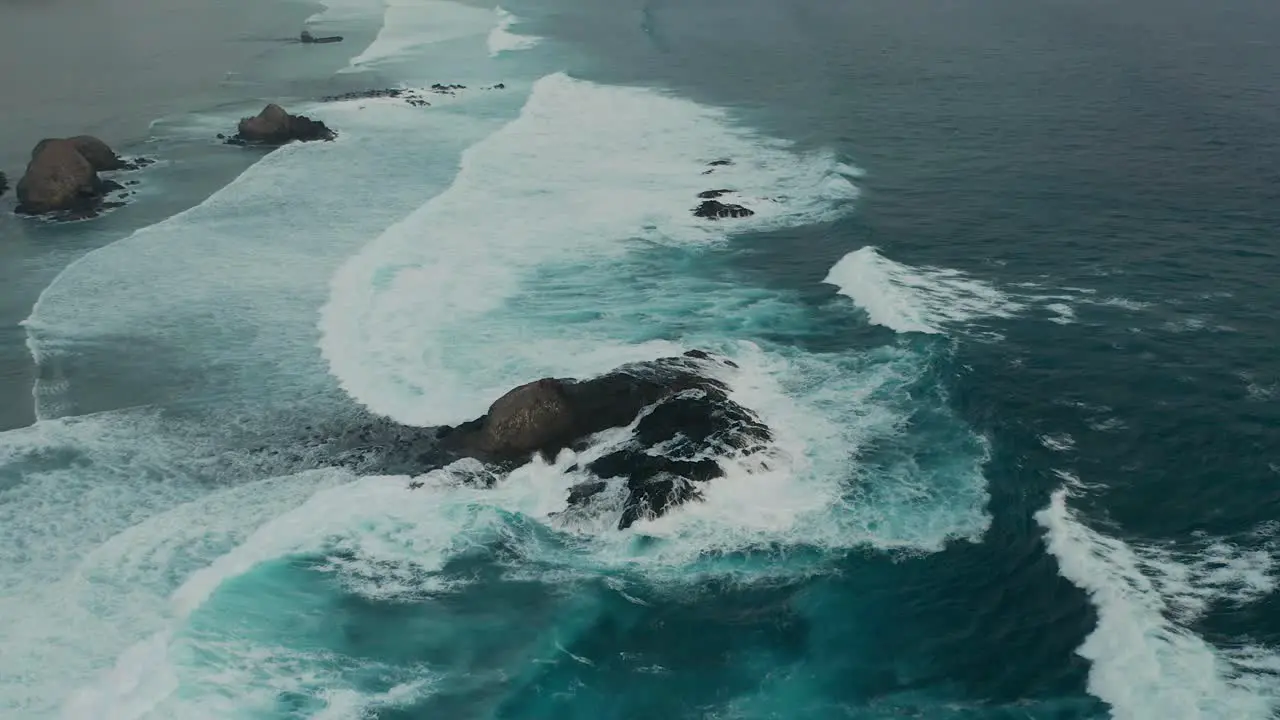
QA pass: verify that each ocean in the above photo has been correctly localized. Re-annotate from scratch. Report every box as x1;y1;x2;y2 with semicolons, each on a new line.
1;0;1278;718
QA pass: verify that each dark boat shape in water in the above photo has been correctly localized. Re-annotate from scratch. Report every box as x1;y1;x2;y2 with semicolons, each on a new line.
300;30;344;44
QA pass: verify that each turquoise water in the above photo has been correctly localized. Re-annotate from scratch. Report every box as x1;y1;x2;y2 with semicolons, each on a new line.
2;0;1279;718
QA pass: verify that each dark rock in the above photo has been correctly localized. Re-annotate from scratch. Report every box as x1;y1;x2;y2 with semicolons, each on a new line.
697;189;734;199
232;103;336;145
430;83;467;95
693;200;755;219
15;139;105;215
433;352;772;529
67;136;126;171
296;352;769;530
707;159;733;166
300;30;344;44
322;88;430;108
119;156;155;171
0;171;7;198
490;83;506;90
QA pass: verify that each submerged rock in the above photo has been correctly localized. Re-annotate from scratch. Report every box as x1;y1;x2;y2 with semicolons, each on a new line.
322;88;431;107
693;199;755;219
231;103;336;145
697;189;734;199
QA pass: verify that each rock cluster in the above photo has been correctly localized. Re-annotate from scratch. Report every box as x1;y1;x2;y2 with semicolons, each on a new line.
13;135;149;216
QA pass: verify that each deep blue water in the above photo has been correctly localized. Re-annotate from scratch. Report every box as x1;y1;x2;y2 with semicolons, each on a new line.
1;0;1278;718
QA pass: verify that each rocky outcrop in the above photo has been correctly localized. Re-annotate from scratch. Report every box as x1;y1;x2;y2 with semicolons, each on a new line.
433;351;773;529
15;139;110;215
294;352;772;530
693;199;755;219
230;103;336;145
13;136;152;216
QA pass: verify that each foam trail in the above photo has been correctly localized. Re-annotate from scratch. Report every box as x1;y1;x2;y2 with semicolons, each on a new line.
320;72;859;426
346;0;497;71
823;246;1022;335
488;6;541;56
1037;484;1280;719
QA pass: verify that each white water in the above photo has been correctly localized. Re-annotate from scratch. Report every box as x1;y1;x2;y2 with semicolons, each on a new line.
7;2;1004;716
345;0;497;72
488;6;540;56
1038;483;1280;720
823;247;1165;336
824;246;1023;334
320;71;859;426
25;88;519;421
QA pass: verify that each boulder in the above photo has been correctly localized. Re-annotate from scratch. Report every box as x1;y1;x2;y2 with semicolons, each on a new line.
15;139;106;215
470;378;578;457
434;351;773;528
69;136;126;171
693;199;755;219
233;103;336;144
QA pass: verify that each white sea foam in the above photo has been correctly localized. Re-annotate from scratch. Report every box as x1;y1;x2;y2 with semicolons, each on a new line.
320;71;859;426
308;0;384;24
62;333;992;716
823;246;1023;335
345;0;497;72
487;6;540;56
0;411;353;717
1038;484;1280;719
1038;433;1076;452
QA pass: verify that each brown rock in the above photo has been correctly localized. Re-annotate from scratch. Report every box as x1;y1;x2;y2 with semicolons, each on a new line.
68;135;126;171
473;378;577;456
15;139;103;215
